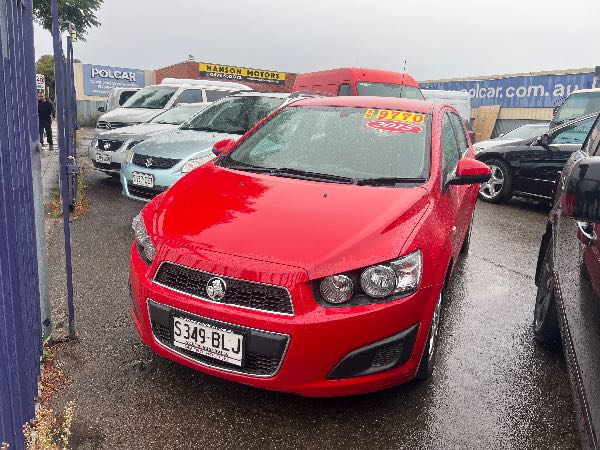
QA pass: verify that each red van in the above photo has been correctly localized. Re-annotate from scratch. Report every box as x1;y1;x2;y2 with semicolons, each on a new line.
293;67;424;99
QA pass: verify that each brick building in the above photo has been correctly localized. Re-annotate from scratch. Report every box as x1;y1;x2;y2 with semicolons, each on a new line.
156;60;297;93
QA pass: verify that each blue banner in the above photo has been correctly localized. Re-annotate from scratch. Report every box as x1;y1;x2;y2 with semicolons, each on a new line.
83;64;145;97
421;73;600;108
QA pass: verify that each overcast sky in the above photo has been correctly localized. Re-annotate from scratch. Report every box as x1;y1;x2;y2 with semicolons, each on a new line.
33;0;600;80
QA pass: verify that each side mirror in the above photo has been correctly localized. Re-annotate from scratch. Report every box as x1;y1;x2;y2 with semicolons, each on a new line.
539;132;550;147
447;158;491;186
468;130;476;143
561;157;600;222
97;106;106;112
212;138;236;156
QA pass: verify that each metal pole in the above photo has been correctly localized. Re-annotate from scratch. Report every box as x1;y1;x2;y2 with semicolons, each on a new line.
51;0;76;339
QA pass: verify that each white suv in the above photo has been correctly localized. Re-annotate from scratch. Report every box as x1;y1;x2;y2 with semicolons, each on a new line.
95;78;251;134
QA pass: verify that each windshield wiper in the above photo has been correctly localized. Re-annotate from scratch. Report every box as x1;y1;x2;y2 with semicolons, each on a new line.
269;167;356;184
355;177;426;186
224;164;355;184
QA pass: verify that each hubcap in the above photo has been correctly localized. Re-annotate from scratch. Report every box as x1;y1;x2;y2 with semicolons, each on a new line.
428;293;443;360
479;165;504;199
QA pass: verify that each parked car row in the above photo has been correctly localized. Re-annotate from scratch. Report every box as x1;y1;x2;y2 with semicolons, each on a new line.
89;102;210;177
88;71;600;444
91;68;434;203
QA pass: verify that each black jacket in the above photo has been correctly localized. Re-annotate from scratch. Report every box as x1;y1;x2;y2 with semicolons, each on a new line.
38;100;55;122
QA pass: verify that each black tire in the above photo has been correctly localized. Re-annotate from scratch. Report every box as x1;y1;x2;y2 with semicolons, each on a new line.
478;158;513;204
460;215;473;255
415;289;443;380
533;239;560;344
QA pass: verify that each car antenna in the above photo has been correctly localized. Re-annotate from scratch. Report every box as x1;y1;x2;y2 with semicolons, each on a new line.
401;59;407;97
355;59;366;78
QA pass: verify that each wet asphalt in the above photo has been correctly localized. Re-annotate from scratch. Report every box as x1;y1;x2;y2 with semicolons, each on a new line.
47;167;582;449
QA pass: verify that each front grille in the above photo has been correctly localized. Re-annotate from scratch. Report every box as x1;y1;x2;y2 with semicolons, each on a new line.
132;153;180;170
154;262;294;315
127;183;166;200
148;301;289;377
97;139;123;152
97;121;130;130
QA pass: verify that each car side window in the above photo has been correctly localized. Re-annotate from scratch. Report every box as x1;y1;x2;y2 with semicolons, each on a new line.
338;84;352;96
441;113;460;184
449;113;469;155
173;89;205;105
586;118;600;156
205;90;230;103
549;116;596;145
119;91;136;106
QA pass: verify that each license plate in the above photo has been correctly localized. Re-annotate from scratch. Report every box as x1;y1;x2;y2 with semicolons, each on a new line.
132;172;154;188
95;152;111;164
173;317;244;366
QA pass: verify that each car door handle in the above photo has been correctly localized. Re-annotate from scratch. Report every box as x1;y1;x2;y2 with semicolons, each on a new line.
577;221;597;245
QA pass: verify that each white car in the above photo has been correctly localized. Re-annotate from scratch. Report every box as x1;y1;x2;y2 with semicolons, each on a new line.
95;78;252;134
89;103;210;177
97;87;140;113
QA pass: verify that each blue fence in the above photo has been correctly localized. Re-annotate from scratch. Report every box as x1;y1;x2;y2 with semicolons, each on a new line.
0;0;42;448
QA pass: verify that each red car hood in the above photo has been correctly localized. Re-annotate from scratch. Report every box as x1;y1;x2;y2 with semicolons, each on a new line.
154;164;431;279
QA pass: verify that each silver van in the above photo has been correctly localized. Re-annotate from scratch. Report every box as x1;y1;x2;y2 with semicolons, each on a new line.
95;78;252;134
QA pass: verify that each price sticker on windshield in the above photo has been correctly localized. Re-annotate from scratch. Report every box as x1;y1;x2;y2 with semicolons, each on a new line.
367;120;422;134
364;109;425;124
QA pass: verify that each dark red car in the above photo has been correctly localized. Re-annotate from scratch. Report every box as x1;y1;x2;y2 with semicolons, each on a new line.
129;96;491;396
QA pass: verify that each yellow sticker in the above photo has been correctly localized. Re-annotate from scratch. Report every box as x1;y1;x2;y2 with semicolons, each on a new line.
364;109;425;124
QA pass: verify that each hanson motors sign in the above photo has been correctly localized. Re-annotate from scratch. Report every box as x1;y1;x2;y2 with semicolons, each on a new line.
83;64;146;96
199;62;286;85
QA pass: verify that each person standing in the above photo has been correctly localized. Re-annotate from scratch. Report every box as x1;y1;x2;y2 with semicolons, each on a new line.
38;91;56;148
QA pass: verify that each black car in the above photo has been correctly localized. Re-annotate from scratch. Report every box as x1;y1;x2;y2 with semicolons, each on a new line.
533;112;600;449
476;113;598;204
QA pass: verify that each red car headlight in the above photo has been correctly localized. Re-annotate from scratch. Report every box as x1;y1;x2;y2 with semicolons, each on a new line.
132;213;156;262
317;250;422;306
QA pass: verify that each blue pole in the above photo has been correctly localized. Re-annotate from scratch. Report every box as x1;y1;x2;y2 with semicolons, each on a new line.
51;0;76;339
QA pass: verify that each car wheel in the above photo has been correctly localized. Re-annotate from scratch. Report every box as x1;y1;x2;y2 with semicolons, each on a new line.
533;239;560;344
415;289;443;380
478;159;513;203
460;215;474;255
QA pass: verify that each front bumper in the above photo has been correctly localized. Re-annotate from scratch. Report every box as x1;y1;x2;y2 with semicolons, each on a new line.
129;242;442;397
121;162;184;202
89;144;127;175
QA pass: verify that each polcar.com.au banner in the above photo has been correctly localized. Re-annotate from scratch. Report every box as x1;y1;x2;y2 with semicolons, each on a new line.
421;72;600;108
199;63;286;85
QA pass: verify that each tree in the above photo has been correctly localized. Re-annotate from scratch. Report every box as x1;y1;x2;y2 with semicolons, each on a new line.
33;0;103;40
36;54;55;98
35;54;81;99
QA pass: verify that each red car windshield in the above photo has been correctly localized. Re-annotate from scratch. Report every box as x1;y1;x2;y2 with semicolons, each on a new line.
223;106;431;184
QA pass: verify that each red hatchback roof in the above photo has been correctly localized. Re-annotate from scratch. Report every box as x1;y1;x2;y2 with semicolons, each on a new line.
289;96;435;114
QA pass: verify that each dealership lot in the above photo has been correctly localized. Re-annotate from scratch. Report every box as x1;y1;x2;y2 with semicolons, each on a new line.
45;164;581;449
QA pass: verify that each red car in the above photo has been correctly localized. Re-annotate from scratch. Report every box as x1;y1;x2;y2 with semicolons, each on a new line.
129;96;491;397
293;67;424;99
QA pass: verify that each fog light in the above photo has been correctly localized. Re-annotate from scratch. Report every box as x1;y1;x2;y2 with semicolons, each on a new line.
320;275;353;304
360;265;396;298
